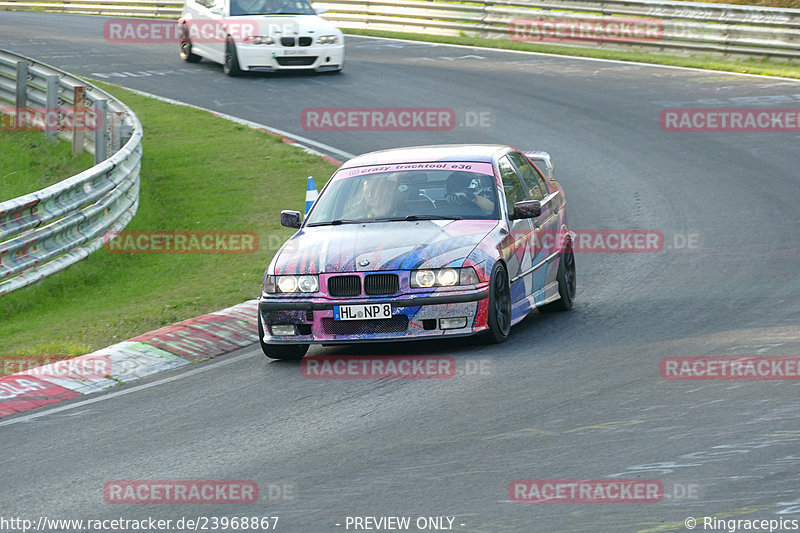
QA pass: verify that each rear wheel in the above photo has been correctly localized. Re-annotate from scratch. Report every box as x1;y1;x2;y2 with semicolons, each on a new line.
486;262;512;343
258;317;308;360
223;37;242;76
540;239;576;312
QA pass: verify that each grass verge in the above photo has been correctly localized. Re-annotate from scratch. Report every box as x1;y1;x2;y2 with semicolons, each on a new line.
0;81;338;356
344;29;800;80
0;129;94;201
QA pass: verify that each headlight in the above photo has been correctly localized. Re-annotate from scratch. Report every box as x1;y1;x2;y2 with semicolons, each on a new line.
263;275;320;294
244;35;275;45
317;35;339;44
297;275;319;293
410;267;480;288
278;276;298;293
437;269;459;286
414;270;436;288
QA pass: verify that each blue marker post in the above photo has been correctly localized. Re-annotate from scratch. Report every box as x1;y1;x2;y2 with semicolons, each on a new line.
305;176;318;215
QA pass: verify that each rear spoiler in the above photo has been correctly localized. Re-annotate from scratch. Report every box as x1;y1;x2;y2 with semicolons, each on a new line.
523;151;553;181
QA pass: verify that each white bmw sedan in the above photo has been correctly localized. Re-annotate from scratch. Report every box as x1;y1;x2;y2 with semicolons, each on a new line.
179;0;344;75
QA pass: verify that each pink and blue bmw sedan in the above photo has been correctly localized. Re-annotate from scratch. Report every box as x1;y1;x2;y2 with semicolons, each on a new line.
258;145;575;359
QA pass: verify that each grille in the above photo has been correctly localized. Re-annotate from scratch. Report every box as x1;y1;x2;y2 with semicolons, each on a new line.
364;274;399;295
280;37;295;47
276;57;317;66
328;275;361;297
299;37;312;46
322;315;409;335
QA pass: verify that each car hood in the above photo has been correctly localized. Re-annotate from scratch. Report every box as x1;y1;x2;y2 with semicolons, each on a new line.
271;220;499;275
230;14;340;35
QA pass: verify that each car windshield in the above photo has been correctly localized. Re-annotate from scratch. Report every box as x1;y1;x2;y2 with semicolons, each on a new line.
229;0;316;16
305;164;501;226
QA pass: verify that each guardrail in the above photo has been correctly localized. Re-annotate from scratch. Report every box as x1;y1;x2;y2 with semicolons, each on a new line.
0;0;799;59
0;49;142;296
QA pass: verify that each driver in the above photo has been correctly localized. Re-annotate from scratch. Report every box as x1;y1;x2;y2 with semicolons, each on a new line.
445;173;495;215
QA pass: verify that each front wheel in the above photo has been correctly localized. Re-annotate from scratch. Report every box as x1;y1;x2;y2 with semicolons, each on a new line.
258;318;308;360
223;38;242;76
540;240;576;312
179;25;201;62
486;262;512;343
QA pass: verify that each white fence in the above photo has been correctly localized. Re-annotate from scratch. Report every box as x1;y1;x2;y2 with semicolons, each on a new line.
1;0;799;59
0;49;142;295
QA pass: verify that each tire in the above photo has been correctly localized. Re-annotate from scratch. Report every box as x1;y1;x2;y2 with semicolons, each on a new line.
223;38;242;76
178;25;201;63
258;317;308;360
540;239;576;313
486;262;512;344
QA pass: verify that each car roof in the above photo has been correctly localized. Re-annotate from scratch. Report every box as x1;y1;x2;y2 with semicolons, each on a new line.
338;144;513;169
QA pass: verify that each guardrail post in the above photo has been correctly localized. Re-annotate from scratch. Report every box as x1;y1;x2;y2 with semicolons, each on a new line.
94;98;108;164
111;112;122;153
45;74;58;143
15;61;28;129
72;86;85;157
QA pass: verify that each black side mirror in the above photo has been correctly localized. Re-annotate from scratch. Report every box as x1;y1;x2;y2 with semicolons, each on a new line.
512;200;542;219
280;210;302;228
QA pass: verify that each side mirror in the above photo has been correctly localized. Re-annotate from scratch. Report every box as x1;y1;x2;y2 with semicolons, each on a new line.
209;6;223;15
315;6;329;14
512;200;541;219
280;210;302;228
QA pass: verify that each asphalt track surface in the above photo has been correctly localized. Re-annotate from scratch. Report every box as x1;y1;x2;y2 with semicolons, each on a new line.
2;11;800;533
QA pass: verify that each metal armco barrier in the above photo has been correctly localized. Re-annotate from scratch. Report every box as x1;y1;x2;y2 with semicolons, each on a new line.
0;49;142;296
0;0;799;59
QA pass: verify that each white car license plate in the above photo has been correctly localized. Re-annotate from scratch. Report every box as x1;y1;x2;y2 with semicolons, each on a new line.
334;303;392;321
281;49;309;56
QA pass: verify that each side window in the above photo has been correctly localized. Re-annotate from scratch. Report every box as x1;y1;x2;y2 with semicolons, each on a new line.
497;156;526;215
507;152;548;201
529;163;550;198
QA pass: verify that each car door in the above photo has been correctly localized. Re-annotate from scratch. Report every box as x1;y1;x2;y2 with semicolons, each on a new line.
507;151;560;299
496;155;535;306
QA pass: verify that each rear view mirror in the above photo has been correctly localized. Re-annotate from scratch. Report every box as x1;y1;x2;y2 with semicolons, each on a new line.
281;210;302;228
209;6;223;15
512;200;541;219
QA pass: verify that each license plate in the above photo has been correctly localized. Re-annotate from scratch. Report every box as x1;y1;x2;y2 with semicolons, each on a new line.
281;49;308;56
334;303;392;321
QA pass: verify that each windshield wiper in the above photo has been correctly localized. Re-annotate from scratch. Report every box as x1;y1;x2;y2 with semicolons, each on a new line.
375;215;463;222
306;219;367;227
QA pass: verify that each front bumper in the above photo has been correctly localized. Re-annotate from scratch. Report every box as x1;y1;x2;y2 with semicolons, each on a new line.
236;43;344;71
259;287;489;344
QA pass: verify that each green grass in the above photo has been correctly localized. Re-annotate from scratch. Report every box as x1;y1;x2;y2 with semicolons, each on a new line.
344;29;800;80
0;82;338;355
0;128;95;201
